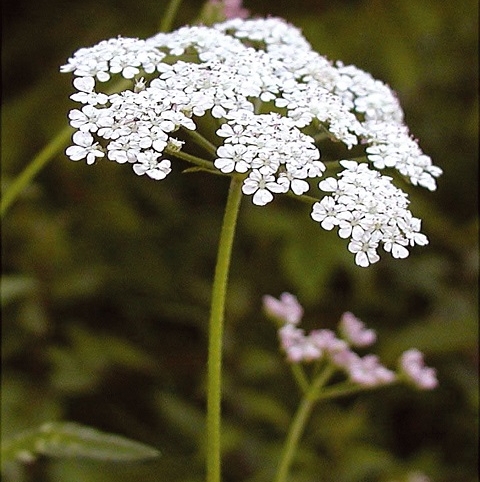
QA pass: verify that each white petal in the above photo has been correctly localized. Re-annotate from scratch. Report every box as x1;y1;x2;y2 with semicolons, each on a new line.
122;66;140;79
391;244;409;259
242;179;259;195
318;178;338;192
321;218;336;231
73;76;95;92
72;131;93;147
146;168;168;180
252;189;273;206
290;179;309;195
133;164;147;176
355;252;369;267
65;145;86;161
214;159;234;173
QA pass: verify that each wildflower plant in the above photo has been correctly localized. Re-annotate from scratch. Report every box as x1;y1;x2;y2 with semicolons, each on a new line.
58;7;441;482
0;1;442;481
263;293;438;481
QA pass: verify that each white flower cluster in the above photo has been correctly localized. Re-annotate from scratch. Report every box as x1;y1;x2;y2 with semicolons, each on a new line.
216;111;323;205
312;160;428;267
61;17;441;266
263;293;438;390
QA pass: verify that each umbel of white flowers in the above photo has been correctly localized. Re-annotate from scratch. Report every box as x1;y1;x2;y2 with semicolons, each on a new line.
61;17;442;267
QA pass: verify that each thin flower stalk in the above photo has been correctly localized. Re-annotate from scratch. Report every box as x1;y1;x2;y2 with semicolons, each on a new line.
206;175;243;482
274;363;336;482
1;125;73;218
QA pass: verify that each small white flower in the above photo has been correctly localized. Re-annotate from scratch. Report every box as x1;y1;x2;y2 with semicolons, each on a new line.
216;122;250;144
68;105;103;132
242;170;284;206
133;151;171;180
107;136;141;164
71;76;108;105
214;144;253;173
65;131;104;165
160;110;196;131
311;197;345;230
277;172;310;196
348;232;381;267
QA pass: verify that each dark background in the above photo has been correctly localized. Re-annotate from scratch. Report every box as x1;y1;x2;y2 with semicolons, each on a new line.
1;1;478;481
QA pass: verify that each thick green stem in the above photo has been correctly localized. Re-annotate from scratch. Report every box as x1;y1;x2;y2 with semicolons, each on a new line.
206;175;243;482
274;363;336;482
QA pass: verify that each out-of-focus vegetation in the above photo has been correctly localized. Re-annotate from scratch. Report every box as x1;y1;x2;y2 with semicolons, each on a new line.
1;0;478;481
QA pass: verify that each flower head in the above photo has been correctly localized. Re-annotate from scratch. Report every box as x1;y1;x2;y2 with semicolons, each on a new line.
62;16;440;267
266;294;437;391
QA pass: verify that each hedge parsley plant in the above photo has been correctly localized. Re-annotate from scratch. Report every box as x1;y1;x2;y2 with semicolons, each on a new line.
34;2;441;481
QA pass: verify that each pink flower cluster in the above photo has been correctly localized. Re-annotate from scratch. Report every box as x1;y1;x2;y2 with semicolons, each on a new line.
263;293;438;390
205;0;249;19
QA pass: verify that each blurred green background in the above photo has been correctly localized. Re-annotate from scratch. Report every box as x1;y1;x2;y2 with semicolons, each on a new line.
1;0;478;481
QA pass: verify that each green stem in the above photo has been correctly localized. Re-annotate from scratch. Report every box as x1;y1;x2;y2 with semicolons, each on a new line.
274;363;336;482
315;380;395;402
1;0;184;219
167;149;217;173
290;363;309;393
206;175;243;482
0;125;73;218
0;81;140;220
183;128;218;157
274;393;316;482
159;0;183;32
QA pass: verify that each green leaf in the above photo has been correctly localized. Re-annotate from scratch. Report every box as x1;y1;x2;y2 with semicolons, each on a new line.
1;422;160;469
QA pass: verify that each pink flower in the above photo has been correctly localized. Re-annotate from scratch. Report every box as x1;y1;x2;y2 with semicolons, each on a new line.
263;292;304;325
206;0;249;19
339;312;377;347
347;354;396;386
278;325;322;362
399;349;438;390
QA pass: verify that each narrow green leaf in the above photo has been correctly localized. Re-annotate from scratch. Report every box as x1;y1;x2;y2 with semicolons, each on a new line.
1;422;160;469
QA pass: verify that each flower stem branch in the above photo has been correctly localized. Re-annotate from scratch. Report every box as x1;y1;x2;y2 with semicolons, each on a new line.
315;380;392;402
206;175;243;482
274;363;336;482
290;364;309;393
183;127;218;156
167;150;217;172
